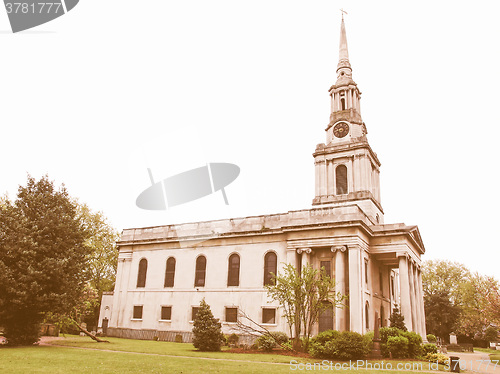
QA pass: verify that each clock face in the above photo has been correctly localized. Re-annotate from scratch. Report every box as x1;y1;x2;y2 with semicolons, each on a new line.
333;122;349;138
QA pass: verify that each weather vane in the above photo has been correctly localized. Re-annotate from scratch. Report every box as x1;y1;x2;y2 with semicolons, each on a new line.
340;8;348;20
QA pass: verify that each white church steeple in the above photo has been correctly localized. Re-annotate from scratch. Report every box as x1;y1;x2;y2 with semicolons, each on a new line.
313;16;383;224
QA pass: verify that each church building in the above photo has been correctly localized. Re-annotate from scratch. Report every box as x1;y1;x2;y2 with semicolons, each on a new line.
99;18;426;342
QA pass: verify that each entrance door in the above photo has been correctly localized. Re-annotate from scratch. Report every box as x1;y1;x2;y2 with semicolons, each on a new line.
102;318;109;335
318;301;334;332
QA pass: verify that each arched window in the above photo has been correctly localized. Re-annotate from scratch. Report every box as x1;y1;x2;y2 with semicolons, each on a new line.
137;258;147;288
164;257;176;288
227;253;240;286
365;302;370;330
336;165;348;195
263;252;277;286
341;97;346;110
195;255;206;287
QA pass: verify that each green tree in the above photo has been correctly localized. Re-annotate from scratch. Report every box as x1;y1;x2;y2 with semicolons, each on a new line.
389;304;407;331
0;176;89;345
192;299;225;351
76;202;119;330
484;327;499;343
265;263;345;351
422;260;493;340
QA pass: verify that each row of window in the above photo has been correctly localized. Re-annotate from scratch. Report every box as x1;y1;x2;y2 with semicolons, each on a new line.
132;305;277;325
136;251;278;288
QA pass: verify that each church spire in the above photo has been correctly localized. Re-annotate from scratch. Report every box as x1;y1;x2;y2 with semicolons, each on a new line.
337;15;351;72
336;14;354;86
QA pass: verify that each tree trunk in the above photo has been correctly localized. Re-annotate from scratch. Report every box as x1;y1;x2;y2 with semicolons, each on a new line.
71;319;109;343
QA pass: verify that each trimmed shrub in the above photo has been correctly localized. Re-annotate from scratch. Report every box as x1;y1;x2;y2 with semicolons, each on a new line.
379;327;404;357
227;333;239;346
272;331;290;345
330;331;371;360
427;334;437;343
422;343;438;356
192;299;225;352
257;334;276;352
426;352;449;366
309;330;340;358
402;331;423;358
387;336;409;358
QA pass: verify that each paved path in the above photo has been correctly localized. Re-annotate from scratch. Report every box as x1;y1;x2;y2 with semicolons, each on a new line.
448;352;500;373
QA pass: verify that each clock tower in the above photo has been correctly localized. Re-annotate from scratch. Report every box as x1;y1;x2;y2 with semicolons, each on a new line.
313;17;383;224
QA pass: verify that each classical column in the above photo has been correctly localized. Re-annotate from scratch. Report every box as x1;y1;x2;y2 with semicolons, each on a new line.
408;260;417;331
315;161;320;197
112;248;133;327
332;246;347;331
348;245;363;333
398;255;413;331
412;263;422;337
296;248;312;270
417;268;427;340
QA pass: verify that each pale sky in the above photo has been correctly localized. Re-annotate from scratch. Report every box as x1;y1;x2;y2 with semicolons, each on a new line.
1;1;499;278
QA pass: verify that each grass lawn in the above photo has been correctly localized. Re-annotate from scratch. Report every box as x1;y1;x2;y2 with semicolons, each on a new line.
0;335;450;373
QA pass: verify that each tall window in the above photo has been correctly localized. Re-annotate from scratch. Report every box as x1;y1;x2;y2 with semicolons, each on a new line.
318;301;334;332
365;302;370;330
379;270;383;295
364;259;369;285
137;258;147;288
262;308;276;324
164;257;176;288
191;307;200;321
263;252;277;286
161;306;172;321
336;165;348;195
341;97;346;110
225;307;238;323
195;256;206;287
320;260;332;278
227;253;240;286
133;305;143;319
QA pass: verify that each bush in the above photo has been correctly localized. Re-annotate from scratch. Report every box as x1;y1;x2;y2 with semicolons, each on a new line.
330;331;371;360
426;352;449;365
427;334;437;343
309;330;340;358
402;331;422;358
227;333;239;345
192;299;225;352
387;336;409;358
257;334;276;352
379;327;404;357
309;330;369;360
174;334;183;343
422;343;438;356
271;331;290;345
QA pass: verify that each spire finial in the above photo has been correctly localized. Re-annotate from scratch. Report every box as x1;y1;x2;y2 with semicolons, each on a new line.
340;8;348;21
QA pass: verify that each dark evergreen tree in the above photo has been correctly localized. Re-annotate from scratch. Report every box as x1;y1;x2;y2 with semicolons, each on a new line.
389;304;407;331
424;290;460;340
0;175;89;345
192;299;225;351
